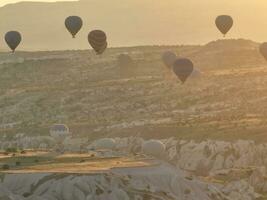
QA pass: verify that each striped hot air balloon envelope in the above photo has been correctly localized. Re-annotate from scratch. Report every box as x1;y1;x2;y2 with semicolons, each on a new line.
215;15;233;37
88;30;107;55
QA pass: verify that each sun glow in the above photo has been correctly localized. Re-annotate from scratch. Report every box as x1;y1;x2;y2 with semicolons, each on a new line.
0;0;77;7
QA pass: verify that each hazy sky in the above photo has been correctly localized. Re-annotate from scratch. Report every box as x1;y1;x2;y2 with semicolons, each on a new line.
1;0;267;50
0;0;76;7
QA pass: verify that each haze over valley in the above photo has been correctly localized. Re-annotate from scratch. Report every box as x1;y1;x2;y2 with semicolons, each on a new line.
2;1;267;200
1;0;267;50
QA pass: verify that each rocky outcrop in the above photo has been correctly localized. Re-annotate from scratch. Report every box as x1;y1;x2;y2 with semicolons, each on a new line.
108;137;267;199
2;136;267;199
0;162;229;200
106;138;267;174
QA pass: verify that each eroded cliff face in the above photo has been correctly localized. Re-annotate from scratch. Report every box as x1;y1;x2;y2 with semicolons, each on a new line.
162;138;267;199
2;137;267;199
123;137;267;199
0;161;229;200
93;137;267;199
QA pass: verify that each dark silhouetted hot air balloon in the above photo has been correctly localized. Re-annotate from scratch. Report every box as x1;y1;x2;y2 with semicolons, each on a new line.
65;16;83;38
173;58;194;83
97;41;108;55
5;31;22;52
215;15;233;37
88;30;107;55
117;53;136;77
190;68;202;79
117;54;134;67
259;42;267;61
162;51;177;69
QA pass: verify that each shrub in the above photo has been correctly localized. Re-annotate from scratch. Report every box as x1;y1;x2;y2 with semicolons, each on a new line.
21;150;26;154
2;164;10;170
5;147;17;153
184;188;191;195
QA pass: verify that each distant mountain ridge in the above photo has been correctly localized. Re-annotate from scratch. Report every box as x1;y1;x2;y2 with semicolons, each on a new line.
1;0;267;51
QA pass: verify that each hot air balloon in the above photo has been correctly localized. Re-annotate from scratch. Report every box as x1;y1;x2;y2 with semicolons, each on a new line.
190;68;202;79
5;31;22;52
142;140;165;157
117;53;136;77
97;41;108;55
93;138;116;150
117;54;134;67
88;30;107;55
259;42;267;61
162;51;177;69
173;58;194;84
65;16;83;38
215;15;233;37
50;124;70;143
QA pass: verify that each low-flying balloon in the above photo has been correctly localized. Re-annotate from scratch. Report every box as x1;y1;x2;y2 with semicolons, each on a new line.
65;16;83;38
117;54;134;66
50;124;70;143
97;41;108;55
173;58;194;83
215;15;233;37
93;138;116;150
88;30;107;55
5;31;22;52
162;51;177;69
142;140;165;157
190;68;202;79
259;42;267;61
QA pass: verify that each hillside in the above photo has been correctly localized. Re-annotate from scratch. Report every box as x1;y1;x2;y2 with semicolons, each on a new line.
0;39;267;141
1;0;267;50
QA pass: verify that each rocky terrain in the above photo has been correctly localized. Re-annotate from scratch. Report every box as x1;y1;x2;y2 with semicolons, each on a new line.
1;39;267;199
0;162;229;200
2;137;267;199
0;39;267;141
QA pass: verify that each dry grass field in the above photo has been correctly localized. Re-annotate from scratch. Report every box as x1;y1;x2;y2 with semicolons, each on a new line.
0;151;154;173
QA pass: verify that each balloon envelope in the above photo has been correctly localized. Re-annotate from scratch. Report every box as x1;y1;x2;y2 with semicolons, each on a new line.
162;51;177;69
117;54;134;66
5;31;22;52
259;42;267;61
88;30;107;54
97;41;108;55
94;138;116;150
50;124;70;142
190;68;202;79
65;16;83;38
173;58;194;83
142;140;165;157
215;15;233;36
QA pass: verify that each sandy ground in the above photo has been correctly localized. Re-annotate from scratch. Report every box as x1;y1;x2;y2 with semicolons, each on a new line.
0;152;157;174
